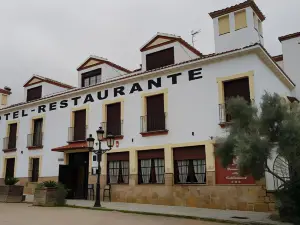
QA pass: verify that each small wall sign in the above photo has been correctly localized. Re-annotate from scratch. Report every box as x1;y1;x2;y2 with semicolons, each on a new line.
91;167;98;175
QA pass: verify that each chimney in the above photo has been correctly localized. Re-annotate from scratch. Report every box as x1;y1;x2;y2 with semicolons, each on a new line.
4;86;11;92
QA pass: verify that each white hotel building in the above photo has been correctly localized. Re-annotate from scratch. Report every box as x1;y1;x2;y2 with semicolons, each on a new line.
0;0;299;211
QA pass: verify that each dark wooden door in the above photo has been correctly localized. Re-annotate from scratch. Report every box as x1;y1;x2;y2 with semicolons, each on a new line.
107;103;121;135
74;110;86;141
223;77;250;102
146;47;174;70
27;86;42;101
8;123;17;149
59;165;73;199
33;119;43;146
146;94;165;131
5;158;15;179
68;152;89;199
31;158;40;182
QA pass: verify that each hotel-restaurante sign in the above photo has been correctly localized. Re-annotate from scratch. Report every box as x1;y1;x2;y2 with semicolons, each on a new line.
215;157;255;185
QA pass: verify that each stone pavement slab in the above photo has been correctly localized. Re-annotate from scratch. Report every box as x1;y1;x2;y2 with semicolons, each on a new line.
0;203;223;225
66;200;291;225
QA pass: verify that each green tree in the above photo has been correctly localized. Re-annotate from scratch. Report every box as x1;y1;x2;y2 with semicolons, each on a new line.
215;93;300;223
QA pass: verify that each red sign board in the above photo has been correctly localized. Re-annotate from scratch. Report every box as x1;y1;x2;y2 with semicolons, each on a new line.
215;157;255;185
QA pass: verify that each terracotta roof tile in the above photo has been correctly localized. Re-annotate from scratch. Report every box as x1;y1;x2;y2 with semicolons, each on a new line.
272;54;283;62
278;32;300;42
140;33;202;56
51;141;87;152
209;0;266;22
77;56;131;73
24;75;74;89
0;88;11;95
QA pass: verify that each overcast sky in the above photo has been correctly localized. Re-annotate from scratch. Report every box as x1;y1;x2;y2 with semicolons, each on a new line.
0;0;299;103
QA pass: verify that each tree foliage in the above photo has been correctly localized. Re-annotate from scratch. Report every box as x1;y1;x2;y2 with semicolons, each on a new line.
215;93;300;223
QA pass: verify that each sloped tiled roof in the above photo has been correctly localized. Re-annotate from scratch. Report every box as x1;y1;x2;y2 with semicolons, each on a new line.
52;141;87;152
140;32;202;56
77;55;132;73
23;74;74;89
209;0;266;22
278;32;300;42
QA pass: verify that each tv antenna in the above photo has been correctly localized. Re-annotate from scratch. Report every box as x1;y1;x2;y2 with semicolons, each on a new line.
191;29;201;46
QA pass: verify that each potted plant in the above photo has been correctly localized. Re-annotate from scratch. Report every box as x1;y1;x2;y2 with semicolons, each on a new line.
0;177;24;203
33;181;68;206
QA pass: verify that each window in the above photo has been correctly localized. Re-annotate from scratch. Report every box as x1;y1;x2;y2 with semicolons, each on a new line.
1;94;7;105
106;103;122;136
223;77;250;102
27;86;42;102
29;158;40;182
218;15;230;35
5;158;15;179
70;110;86;141
253;13;263;37
143;94;166;132
8;123;17;149
223;77;250;122
235;10;247;30
146;47;174;70
107;152;129;184
138;149;165;184
32;119;43;146
173;146;206;184
81;68;101;87
253;13;258;30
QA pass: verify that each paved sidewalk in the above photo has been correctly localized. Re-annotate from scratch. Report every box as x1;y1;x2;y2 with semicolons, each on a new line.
66;200;291;225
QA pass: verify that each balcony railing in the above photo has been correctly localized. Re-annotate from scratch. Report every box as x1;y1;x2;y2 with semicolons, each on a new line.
27;132;43;147
68;126;87;142
219;103;231;124
3;137;17;150
140;112;167;133
101;120;123;137
219;100;255;124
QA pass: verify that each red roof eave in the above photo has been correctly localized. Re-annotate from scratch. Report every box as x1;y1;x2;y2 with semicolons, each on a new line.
278;32;300;42
51;141;88;152
0;88;11;95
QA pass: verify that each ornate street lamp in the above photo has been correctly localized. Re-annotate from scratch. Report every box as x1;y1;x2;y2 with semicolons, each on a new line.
87;126;115;207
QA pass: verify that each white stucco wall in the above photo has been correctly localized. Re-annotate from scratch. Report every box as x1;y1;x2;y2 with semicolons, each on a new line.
24;82;69;102
0;50;293;180
282;36;300;98
213;7;263;53
77;63;127;87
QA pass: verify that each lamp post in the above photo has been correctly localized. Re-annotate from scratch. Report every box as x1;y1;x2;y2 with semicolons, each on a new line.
86;126;115;207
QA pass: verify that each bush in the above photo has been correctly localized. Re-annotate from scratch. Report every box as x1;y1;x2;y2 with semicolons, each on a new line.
37;180;58;188
55;183;68;206
4;177;19;185
275;181;300;224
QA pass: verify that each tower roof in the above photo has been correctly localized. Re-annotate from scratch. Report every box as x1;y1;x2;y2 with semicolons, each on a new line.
209;0;265;22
